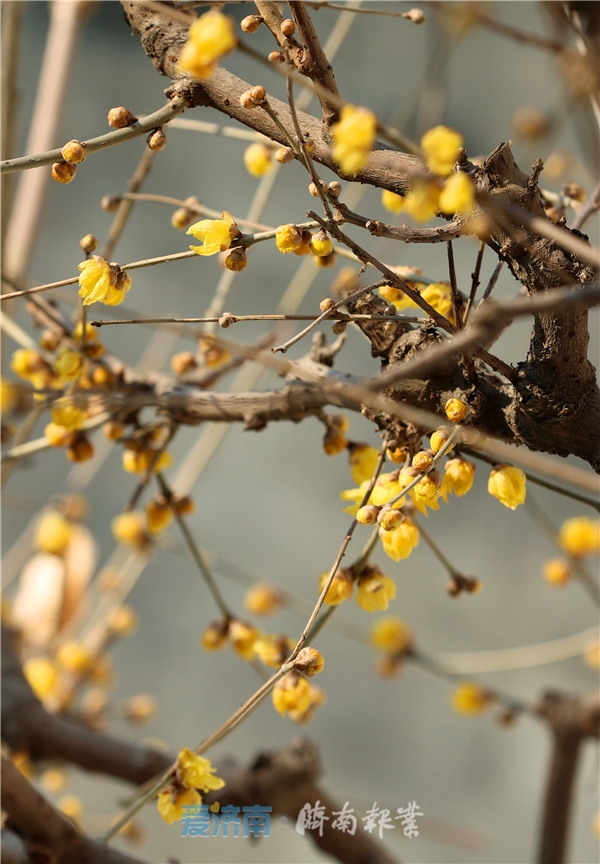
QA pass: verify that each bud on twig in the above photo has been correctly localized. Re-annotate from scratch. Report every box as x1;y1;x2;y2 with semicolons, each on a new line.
107;106;137;129
147;128;167;152
52;162;76;184
61;139;87;164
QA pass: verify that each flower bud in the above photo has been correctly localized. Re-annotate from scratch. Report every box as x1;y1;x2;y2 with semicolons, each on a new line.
66;433;94;463
319;297;336;313
240;14;262;33
281;18;295;36
225;247;248;271
52;161;76;184
239;91;256;109
103;420;125;441
61;139;87;164
171;207;195;230
112;512;148;548
563;182;586;203
268;50;285;64
292;230;312;256
107;106;137;128
356;504;380;525
44;423;74;447
249;85;266;102
123;693;157;724
146;496;173;535
174;494;195;516
303;135;315;153
430;427;451;453
308;181;321;198
444;397;467;423
101;194;122;212
79;233;97;254
377;507;403;531
275;223;302;253
171;351;197;375
386;445;407;464
293;647;324;677
332;320;347;335
56;641;93;674
147;128;167;152
403;7;425;23
327;181;342;198
412;450;434;471
275;146;294;163
202;619;229;651
39;329;61;352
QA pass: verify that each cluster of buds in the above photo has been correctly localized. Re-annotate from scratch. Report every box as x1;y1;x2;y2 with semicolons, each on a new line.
145;493;194;535
202;617;259;661
239;84;267;109
447;574;482;598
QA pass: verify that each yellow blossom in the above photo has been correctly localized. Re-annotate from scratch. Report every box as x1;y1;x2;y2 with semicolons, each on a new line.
122;448;172;475
488;465;526;510
35;510;72;555
176;748;225;792
111;512;147;548
430;428;450;453
356;568;396;612
201;619;229;651
309;231;333;258
340;480;370;516
228;619;258;660
11;348;45;380
145;498;173;535
451;682;492;715
103;270;132;307
357;504;380;525
51;398;86;431
370;617;412;654
584;639;600;669
157;786;202;824
243;143;273;177
559;517;600;558
439;172;475;215
379;519;419;562
445;398;467;423
56;641;93;674
371;472;403;507
23;657;58;699
41;769;67;792
244;582;283;616
288;683;326;724
379;284;412;310
332;105;377;175
187;212;238;256
404;178;441;222
178;9;236;80
55;348;83;382
381;189;405;214
78;256;117;306
349;443;380;484
319;569;354;605
272;671;311;717
1;377;16;413
422;283;455;322
275;224;303;254
542;558;572;588
421;125;463;176
441;458;476;500
254;634;294;668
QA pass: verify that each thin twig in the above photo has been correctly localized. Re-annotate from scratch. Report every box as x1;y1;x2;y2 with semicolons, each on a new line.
91;312;423;327
446;240;463;327
463;240;486;325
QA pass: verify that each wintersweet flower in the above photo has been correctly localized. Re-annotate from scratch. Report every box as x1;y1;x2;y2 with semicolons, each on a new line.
272;671;311;717
293;647;325;677
379;519;419;562
381;189;405;214
348;443;380;484
439;172;475;215
157;786;201;825
228;619;258;660
404;178;441;222
178;9;236;80
488;465;526;509
103;270;132;307
542;558;572;587
254;634;294;668
332;105;377;175
146;497;173;535
370;616;412;654
55;348;83;382
445;397;467;422
56;641;93;673
244;582;284;615
288;683;326;724
340;480;370;516
176;748;225;793
319;569;354;605
51;398;86;431
559;517;600;557
187;212;239;256
111;512;147;548
23;657;58;699
451;682;492;715
78;257;114;306
441;458;476;501
243;143;273;177
275;224;303;254
356;568;396;612
35;510;71;555
370;473;404;507
201;619;229;652
421;125;463;176
379;284;413;310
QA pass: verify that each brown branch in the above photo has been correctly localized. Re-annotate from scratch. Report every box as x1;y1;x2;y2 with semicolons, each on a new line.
571;179;600;231
536;690;600;864
335;201;464;243
288;1;342;127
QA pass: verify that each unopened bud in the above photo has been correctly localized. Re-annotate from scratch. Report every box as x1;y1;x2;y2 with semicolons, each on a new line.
66;433;94;463
303;135;315;153
240;14;262;33
319;297;336;313
103;421;125;441
412;450;434;471
308;182;321;198
171;351;197;375
61;139;87;164
328;181;342;198
40;330;61;352
101;194;122;212
268;50;285;64
430;427;450;453
225;247;248;272
171;207;195;230
275;146;294;164
107;106;137;129
249;85;267;103
332;319;347;334
79;234;97;254
293;647;324;676
281;18;295;36
147;128;166;152
377;507;403;531
240;91;256;109
403;7;425;23
356;504;380;525
445;397;467;423
52;161;76;184
174;495;195;516
219;312;237;328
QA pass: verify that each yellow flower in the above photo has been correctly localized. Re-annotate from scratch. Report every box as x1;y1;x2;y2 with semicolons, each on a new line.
11;348;45;380
157;786;201;825
379;284;412;310
272;671;311;717
356;568;396;612
122;448;172;474
439;172;475;215
146;497;173;535
421;125;463;176
254;634;294;668
542;558;572;588
381;189;404;214
244;582;283;616
332;105;377;175
440;458;476;500
243;143;273;177
103;270;132;307
78;256;117;306
23;657;58;699
1;377;16;413
340;481;370;515
201;619;229;652
584;639;600;669
35;510;72;555
55;348;83;382
228;619;258;660
319;569;354;605
488;465;526;510
288;683;326;724
275;224;303;254
451;682;492;715
379;519;419;562
178;9;236;80
559;517;600;558
445;397;467;423
111;512;147;548
56;641;93;674
421;283;454;322
187;212;239;256
309;231;333;258
176;748;225;792
371;472;403;507
323;425;347;455
348;443;380;484
404;178;441;222
51;398;86;431
370;617;412;654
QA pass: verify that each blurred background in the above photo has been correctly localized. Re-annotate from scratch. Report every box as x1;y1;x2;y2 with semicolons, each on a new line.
2;2;599;862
